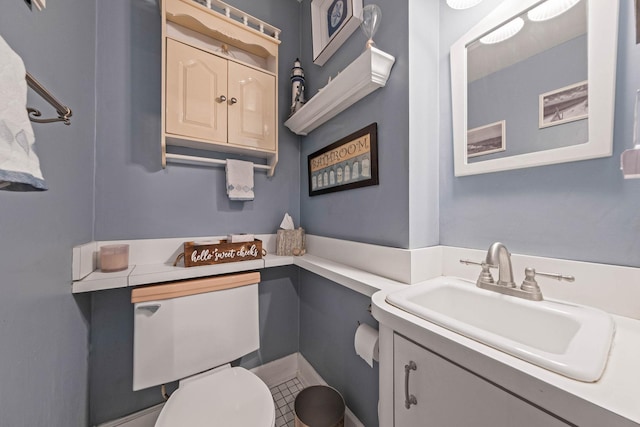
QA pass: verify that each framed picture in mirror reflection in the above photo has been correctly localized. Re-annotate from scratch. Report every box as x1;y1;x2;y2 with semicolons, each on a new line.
539;80;588;129
467;120;506;158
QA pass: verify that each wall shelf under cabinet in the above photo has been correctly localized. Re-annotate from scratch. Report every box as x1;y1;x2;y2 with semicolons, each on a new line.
284;47;395;136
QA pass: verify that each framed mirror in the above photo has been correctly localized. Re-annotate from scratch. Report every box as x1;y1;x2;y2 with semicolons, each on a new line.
451;0;619;176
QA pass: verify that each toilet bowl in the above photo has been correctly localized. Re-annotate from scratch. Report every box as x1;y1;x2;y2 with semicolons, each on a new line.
131;272;274;427
155;366;275;427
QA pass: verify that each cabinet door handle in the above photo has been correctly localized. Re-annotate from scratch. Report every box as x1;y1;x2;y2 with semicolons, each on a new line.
404;361;418;409
230;97;238;105
218;95;227;102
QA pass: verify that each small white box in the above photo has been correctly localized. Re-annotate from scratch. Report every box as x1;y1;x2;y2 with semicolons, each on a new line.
228;234;255;243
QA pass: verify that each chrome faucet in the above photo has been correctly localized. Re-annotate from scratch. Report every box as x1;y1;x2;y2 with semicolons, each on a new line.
485;242;515;288
460;242;575;301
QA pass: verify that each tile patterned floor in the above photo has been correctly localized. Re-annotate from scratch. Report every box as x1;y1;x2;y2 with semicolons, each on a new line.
269;377;304;427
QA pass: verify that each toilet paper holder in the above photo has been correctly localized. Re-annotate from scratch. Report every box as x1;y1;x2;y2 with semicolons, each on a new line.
354;321;380;367
356;304;373;326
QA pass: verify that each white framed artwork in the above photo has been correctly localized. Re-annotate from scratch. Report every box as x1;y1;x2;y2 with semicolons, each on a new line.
311;0;363;66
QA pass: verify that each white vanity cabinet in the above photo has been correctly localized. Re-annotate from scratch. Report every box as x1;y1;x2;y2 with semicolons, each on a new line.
166;39;276;151
393;334;570;427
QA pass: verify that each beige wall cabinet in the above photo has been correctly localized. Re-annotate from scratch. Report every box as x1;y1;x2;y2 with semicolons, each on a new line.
161;0;280;175
166;39;276;152
227;61;276;151
394;334;570;427
166;39;228;144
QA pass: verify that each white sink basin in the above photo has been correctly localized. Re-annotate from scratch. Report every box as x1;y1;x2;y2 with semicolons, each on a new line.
386;277;615;382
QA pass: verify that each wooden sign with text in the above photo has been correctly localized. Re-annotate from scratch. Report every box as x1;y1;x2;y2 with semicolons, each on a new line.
181;239;263;267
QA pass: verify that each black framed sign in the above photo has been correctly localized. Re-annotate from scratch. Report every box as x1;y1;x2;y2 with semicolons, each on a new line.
308;123;378;197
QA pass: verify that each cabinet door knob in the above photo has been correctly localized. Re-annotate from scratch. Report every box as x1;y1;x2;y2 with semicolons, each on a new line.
219;95;227;102
230;97;238;105
404;361;418;409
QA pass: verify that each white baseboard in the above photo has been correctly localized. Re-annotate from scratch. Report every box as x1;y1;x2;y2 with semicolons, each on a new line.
98;353;365;427
250;353;299;388
95;403;163;427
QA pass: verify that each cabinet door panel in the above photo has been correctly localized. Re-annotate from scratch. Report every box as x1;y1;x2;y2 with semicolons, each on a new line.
227;62;276;151
166;39;227;143
394;334;570;427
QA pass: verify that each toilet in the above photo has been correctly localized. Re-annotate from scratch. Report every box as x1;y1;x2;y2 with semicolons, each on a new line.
131;272;275;427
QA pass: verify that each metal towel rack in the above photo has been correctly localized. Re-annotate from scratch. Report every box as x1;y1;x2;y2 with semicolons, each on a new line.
25;72;72;125
165;153;272;172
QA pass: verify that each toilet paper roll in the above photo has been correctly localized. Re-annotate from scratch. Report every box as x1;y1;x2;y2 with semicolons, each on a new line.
354;323;379;368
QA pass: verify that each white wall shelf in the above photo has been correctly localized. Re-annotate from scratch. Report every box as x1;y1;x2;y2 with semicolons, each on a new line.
72;255;293;293
70;234;405;295
284;47;396;136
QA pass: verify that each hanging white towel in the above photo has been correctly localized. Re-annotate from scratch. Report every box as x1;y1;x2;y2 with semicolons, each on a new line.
226;159;254;201
0;35;46;191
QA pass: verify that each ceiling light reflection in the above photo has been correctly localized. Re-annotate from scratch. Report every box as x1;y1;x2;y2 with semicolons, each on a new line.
479;17;525;44
527;0;581;22
446;0;483;10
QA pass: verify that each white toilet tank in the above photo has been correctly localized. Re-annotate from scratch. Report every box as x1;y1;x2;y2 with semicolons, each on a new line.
131;272;261;391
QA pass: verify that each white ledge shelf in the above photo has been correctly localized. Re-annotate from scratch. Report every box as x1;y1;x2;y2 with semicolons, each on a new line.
70;253;404;296
70;235;406;296
72;255;294;294
284;47;395;136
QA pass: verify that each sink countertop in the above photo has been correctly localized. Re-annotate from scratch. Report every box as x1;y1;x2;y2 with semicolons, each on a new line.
372;283;640;426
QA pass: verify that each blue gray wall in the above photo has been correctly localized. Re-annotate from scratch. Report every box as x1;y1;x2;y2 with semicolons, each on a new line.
297;0;439;250
89;0;303;424
5;0;638;425
299;271;380;427
294;6;438;425
298;0;412;248
0;1;96;426
94;0;301;240
439;0;640;268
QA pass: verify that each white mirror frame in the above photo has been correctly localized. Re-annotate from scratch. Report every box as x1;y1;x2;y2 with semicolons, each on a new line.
451;0;619;176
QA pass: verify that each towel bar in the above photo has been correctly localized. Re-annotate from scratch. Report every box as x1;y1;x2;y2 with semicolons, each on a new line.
165;153;271;172
25;72;72;125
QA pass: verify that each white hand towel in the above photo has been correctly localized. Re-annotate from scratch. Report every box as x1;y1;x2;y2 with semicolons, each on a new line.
0;35;46;191
226;159;254;201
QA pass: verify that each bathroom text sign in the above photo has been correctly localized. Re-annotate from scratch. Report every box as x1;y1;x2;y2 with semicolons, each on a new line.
308;123;379;196
181;240;263;267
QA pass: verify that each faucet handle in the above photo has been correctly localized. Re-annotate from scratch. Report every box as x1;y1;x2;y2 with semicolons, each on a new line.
520;267;575;301
460;259;497;285
459;259;498;269
520;267;543;300
533;269;575;282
